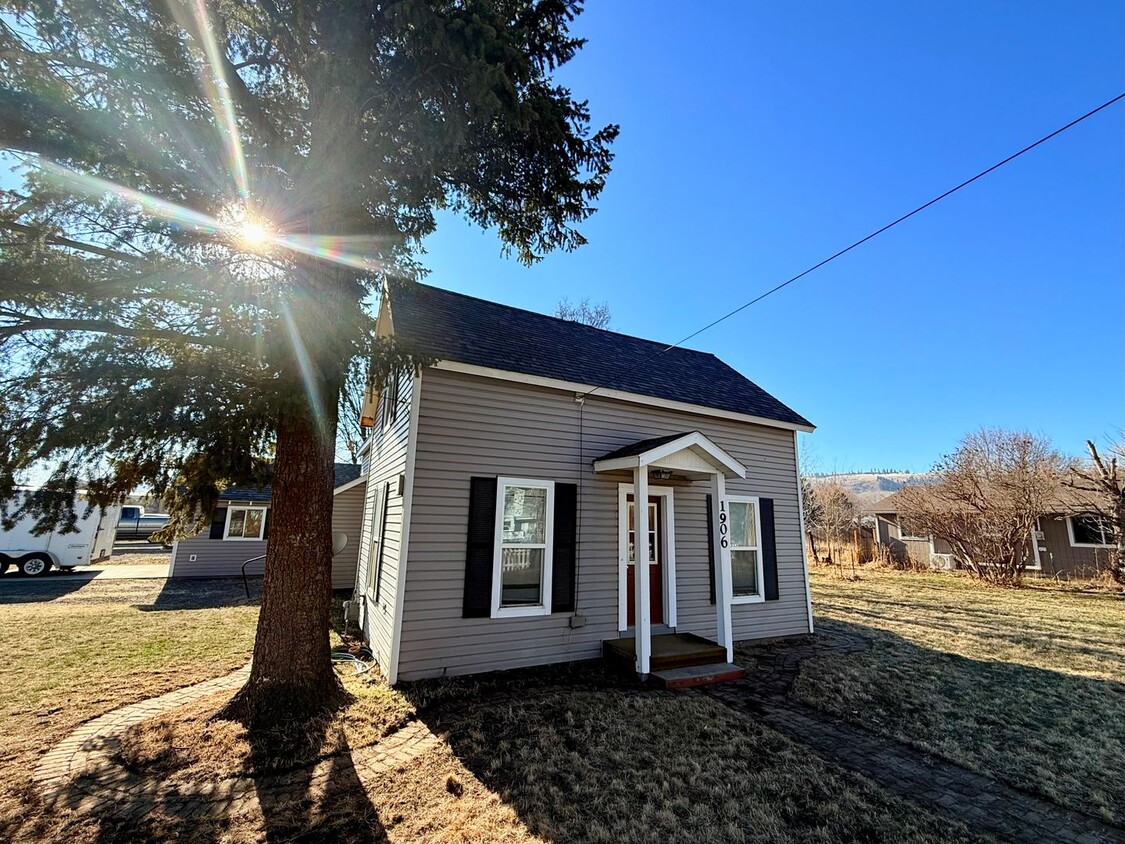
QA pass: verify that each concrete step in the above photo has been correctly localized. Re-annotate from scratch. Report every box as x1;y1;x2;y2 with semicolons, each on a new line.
649;662;745;689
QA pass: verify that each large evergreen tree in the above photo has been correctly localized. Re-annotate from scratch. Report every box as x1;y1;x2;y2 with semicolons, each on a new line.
0;0;616;723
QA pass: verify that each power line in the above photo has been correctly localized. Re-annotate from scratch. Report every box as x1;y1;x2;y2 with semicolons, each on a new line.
580;92;1125;400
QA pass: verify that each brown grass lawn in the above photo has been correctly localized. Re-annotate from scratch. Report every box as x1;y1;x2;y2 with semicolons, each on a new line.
801;567;1125;825
1;577;997;844
0;580;259;840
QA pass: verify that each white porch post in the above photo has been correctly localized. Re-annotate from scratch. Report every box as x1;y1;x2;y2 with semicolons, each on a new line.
634;466;651;675
711;472;734;661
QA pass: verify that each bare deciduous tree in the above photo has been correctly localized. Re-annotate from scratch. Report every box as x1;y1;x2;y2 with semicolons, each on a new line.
555;297;611;328
811;482;858;572
1066;440;1125;585
897;429;1068;586
801;477;824;561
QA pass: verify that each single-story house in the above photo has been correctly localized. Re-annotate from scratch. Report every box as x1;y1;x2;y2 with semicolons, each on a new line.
170;463;365;588
353;281;816;685
871;489;1117;578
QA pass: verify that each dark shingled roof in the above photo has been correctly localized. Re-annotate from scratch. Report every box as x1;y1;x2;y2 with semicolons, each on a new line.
595;432;694;462
390;283;813;429
218;463;363;503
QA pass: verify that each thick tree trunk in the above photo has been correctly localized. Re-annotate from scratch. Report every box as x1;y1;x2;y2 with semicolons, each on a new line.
225;396;344;724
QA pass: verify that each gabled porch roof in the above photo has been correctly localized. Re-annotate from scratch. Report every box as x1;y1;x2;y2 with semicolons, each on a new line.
592;431;747;479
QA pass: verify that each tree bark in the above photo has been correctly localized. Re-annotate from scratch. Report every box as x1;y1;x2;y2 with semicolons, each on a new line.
225;396;343;724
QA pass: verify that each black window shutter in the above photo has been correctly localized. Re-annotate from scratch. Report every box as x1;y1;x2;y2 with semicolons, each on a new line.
761;497;779;601
209;507;228;539
262;508;270;540
551;483;578;613
706;494;716;605
463;477;497;618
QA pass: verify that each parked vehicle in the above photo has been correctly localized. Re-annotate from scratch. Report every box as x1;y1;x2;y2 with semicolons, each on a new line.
115;505;170;541
1;491;121;576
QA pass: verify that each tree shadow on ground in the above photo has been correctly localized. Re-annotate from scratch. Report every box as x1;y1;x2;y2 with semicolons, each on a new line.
19;700;387;843
743;617;1125;829
402;660;987;844
134;576;260;611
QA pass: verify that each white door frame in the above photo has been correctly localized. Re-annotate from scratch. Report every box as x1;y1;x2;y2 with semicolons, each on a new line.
617;483;677;632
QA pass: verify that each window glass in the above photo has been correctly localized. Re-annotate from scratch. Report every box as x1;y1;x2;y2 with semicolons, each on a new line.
732;549;759;596
500;548;544;606
730;501;756;548
243;508;264;539
503;486;547;544
1072;515;1112;545
627;501;658;563
228;508;246;537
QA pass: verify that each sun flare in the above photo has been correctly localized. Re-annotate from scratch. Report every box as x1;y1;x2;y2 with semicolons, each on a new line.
238;219;270;248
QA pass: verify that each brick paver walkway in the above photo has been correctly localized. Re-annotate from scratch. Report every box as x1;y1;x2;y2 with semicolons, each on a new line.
33;665;441;821
708;632;1125;844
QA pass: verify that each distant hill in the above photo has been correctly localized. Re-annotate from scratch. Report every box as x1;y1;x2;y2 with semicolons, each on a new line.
807;472;931;507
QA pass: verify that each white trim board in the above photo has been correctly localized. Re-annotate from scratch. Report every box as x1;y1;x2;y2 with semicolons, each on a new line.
617;484;677;632
387;371;422;686
1066;514;1115;548
432;360;816;433
333;475;368;497
793;431;814;634
594;430;747;479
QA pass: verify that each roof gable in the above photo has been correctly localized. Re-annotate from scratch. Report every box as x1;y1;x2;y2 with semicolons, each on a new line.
389;282;812;429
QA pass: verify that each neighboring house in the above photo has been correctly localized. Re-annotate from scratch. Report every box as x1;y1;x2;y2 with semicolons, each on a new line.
354;281;815;685
871;489;1117;578
170;463;365;589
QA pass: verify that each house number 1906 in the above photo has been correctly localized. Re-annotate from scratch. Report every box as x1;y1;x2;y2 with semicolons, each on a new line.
718;499;729;549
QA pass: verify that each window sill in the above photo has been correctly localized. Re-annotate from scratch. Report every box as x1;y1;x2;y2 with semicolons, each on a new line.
730;594;765;605
223;536;265;542
491;605;550;619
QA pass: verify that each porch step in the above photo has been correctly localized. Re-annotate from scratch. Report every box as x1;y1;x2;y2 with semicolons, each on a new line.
649;662;745;690
603;632;728;672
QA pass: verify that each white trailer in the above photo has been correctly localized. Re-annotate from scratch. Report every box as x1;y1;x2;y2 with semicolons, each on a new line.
0;491;121;576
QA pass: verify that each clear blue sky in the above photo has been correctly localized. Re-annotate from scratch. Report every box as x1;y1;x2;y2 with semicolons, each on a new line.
421;1;1124;473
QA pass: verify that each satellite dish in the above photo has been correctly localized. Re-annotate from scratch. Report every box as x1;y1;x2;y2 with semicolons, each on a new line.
332;531;349;556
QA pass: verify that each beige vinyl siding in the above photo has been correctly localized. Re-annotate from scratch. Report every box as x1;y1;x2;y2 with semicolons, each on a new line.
397;367;810;681
172;521;267;579
171;485;365;587
329;481;366;588
355;373;413;671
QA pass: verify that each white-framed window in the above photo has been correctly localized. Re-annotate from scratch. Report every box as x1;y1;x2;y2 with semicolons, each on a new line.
727;496;765;603
492;477;554;618
379;373;401;431
365;483;389;598
224;505;267;540
1068;514;1115;548
898;518;930;541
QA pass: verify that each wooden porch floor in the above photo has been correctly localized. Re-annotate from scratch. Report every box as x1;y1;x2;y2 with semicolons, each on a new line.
603;632;728;672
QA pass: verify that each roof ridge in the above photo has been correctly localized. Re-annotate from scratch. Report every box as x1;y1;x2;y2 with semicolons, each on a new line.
403;280;718;359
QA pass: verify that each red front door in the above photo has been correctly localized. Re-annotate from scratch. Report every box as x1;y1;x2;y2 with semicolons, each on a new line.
626;495;664;626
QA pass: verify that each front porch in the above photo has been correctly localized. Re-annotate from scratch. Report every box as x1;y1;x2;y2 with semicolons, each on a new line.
594;431;747;681
604;633;745;689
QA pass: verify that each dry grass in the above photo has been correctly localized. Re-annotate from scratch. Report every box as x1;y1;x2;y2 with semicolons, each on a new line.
800;568;1125;824
0;583;259;841
64;662;992;844
425;679;993;844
